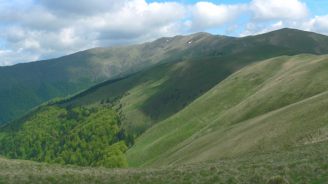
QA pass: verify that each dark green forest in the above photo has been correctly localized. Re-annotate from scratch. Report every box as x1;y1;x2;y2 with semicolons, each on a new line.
0;105;134;168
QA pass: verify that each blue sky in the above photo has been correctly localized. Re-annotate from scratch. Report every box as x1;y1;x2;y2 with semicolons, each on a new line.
0;0;327;66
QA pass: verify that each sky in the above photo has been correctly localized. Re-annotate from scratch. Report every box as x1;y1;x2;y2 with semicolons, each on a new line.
0;0;328;66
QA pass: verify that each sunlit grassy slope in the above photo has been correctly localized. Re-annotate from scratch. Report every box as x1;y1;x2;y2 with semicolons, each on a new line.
1;140;328;184
4;54;328;173
2;28;328;125
127;54;328;167
1;30;328;184
0;32;224;124
60;29;328;138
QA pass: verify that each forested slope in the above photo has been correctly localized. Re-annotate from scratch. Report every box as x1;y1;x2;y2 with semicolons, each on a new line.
2;28;328;125
0;105;133;168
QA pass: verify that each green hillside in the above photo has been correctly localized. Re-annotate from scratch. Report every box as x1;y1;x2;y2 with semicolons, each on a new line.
0;105;132;168
1;29;328;183
1;140;328;184
54;29;328;138
3;53;328;170
127;54;328;167
0;32;221;124
2;28;328;124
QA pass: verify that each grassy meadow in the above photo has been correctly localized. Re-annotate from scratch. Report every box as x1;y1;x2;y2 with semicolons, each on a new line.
0;140;327;184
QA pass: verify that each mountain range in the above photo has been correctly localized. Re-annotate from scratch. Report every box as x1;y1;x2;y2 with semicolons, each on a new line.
2;28;328;124
1;28;328;183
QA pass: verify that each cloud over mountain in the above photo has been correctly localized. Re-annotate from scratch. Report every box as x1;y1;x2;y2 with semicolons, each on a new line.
0;0;327;66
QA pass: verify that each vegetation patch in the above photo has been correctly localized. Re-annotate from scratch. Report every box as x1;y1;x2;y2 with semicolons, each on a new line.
0;105;134;168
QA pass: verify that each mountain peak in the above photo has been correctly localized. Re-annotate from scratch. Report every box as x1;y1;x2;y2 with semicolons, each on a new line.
264;27;321;36
188;32;213;37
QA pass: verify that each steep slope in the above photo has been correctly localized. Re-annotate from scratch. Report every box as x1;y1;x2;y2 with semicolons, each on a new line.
1;140;328;184
0;32;229;124
127;54;328;167
52;29;328;137
2;28;328;124
2;29;328;170
6;54;328;170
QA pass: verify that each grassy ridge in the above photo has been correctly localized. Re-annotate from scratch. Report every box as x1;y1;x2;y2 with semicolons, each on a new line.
54;29;328;147
2;54;328;171
61;56;242;135
0;140;327;184
1;30;328;183
127;54;328;167
2;28;328;125
0;32;217;124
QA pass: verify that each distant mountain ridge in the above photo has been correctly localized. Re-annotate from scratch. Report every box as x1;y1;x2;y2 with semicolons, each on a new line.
2;54;328;169
0;32;219;123
2;28;328;173
1;28;328;124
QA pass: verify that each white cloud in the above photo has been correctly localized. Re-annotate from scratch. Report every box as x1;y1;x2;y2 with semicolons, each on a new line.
0;49;39;66
189;0;309;31
250;0;308;20
311;15;328;33
0;0;187;65
287;15;328;35
241;21;285;36
0;0;328;66
36;0;127;15
59;28;79;46
190;2;246;30
90;1;186;40
241;14;328;36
